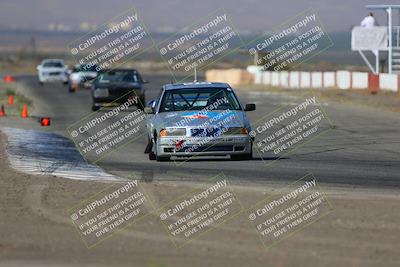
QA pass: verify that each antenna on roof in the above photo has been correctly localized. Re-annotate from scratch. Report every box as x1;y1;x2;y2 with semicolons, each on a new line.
193;64;197;82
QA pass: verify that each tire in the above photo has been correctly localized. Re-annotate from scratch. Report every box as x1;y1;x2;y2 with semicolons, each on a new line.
92;105;99;111
231;153;252;161
39;81;44;86
148;136;157;160
138;96;146;111
149;151;156;160
156;155;170;162
149;135;170;162
144;137;152;154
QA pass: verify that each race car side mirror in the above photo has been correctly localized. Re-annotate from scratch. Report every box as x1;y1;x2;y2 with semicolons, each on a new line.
244;103;256;111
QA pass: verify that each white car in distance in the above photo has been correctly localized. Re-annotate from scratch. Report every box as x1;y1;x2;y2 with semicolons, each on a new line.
37;59;69;85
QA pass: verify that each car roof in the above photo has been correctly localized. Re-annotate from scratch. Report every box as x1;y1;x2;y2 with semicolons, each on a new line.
164;82;230;90
42;59;64;63
99;68;138;73
75;63;98;67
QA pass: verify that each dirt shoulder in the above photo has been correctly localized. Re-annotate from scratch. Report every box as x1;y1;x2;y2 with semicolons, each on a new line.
0;131;400;267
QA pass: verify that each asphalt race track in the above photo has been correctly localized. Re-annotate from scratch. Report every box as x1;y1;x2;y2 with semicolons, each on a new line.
16;74;400;190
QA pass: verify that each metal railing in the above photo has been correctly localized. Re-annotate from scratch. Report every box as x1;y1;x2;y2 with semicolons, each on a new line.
351;26;388;51
351;26;400;49
392;26;400;48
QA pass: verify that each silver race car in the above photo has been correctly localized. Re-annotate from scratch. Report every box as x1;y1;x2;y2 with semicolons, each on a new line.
144;82;256;161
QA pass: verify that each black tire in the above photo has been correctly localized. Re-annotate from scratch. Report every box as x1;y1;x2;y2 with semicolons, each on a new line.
144;138;152;154
156;155;170;162
231;153;252;161
149;151;156;160
39;81;44;86
148;136;156;160
92;105;99;111
149;135;170;161
63;81;69;85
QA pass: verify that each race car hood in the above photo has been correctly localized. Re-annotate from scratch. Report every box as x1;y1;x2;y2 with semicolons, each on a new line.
70;71;97;82
94;82;143;90
80;71;98;79
155;110;250;129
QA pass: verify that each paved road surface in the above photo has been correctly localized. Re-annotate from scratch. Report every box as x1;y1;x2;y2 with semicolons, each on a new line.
15;74;400;190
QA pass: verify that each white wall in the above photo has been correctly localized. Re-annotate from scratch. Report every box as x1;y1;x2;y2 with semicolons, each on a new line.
336;71;351;89
280;71;289;88
352;72;368;89
311;72;323;88
289;71;300;88
245;67;400;93
379;74;398;92
323;72;336;88
300;72;311;88
271;72;280;87
262;71;271;85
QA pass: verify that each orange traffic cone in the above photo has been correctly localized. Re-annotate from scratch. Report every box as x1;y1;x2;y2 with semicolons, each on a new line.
8;95;14;105
0;105;5;116
21;104;28;118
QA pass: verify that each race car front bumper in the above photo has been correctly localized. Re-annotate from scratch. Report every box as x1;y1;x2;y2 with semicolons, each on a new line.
39;73;68;83
156;135;252;157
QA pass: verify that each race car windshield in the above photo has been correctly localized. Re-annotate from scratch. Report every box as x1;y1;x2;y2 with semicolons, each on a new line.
98;71;141;83
159;88;241;112
43;62;64;68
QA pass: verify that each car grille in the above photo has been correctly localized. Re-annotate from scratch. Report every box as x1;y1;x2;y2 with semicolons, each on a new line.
191;128;224;137
49;72;61;76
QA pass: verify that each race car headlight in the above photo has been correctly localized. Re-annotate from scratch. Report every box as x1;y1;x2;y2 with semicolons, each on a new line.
159;128;186;137
224;127;249;135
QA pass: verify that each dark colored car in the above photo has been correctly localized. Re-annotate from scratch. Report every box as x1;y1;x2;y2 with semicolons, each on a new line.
91;69;147;111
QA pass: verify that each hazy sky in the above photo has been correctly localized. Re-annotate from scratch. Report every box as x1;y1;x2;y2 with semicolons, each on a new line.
0;0;399;32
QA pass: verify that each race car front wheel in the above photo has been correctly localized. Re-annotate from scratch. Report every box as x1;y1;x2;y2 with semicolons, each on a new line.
149;136;170;161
